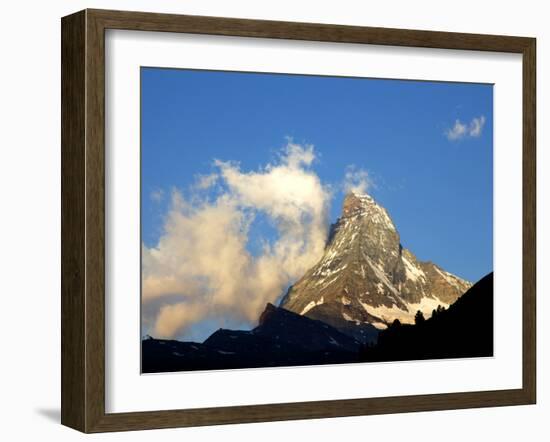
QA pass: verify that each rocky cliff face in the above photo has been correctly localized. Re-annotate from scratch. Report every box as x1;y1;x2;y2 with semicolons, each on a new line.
280;192;471;336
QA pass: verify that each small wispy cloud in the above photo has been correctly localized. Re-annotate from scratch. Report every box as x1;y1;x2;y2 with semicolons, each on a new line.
343;165;372;195
150;188;164;203
194;173;218;190
446;115;486;141
469;116;486;137
446;120;467;141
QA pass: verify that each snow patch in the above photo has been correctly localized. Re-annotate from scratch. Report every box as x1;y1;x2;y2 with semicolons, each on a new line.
361;301;413;324
300;296;325;315
319;276;339;289
360;296;449;325
366;255;399;296
407;297;449;318
403;256;426;282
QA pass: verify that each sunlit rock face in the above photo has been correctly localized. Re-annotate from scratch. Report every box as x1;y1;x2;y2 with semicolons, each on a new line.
280;192;471;340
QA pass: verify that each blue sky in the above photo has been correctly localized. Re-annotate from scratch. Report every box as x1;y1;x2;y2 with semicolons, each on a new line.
142;67;493;284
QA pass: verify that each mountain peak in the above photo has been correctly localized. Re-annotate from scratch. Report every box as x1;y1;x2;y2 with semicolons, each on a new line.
341;192;395;235
280;193;472;339
345;190;371;198
343;190;374;203
258;302;277;325
342;191;376;217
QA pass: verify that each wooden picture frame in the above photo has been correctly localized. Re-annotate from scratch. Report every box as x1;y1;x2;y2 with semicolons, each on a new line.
61;8;536;433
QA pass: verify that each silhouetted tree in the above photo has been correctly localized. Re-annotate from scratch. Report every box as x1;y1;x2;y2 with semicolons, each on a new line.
414;310;425;324
431;305;446;320
390;319;402;328
358;273;494;364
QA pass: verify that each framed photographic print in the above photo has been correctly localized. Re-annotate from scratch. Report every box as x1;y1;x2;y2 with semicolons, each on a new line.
61;9;536;433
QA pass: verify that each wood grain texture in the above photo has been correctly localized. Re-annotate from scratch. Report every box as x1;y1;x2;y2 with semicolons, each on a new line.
60;8;537;433
522;38;537;404
89;8;532;52
84;9;107;433
61;10;86;432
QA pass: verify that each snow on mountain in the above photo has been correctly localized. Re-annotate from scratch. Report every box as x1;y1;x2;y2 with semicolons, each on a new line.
280;192;471;341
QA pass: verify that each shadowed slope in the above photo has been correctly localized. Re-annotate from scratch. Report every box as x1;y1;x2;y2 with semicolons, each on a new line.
360;272;493;362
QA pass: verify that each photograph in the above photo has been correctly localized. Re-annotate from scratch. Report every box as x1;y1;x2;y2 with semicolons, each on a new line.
140;68;494;373
1;0;543;438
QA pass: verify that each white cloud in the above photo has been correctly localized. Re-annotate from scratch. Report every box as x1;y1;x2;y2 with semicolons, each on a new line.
445;115;486;141
193;173;218;190
343;165;371;195
446;120;468;141
280;141;315;169
142;141;331;339
469;115;486;137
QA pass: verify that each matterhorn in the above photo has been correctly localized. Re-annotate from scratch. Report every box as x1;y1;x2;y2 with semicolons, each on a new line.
279;192;471;343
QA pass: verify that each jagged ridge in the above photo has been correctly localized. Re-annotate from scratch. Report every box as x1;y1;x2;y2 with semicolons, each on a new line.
142;303;361;372
280;192;471;338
